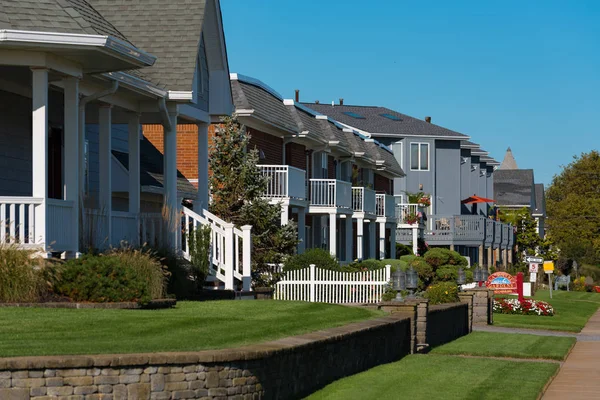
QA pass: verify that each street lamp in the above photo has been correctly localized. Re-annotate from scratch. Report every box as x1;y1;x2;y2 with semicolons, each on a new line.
391;269;406;302
481;267;489;283
473;267;481;284
457;267;466;287
406;267;418;298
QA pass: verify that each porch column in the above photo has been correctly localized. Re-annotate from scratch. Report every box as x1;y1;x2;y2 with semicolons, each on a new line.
412;226;419;255
297;207;306;254
98;104;112;247
345;215;353;263
128;114;140;215
368;220;376;259
508;248;513;264
356;217;364;260
163;111;179;249
280;204;289;226
495;248;500;268
487;247;492;267
378;221;386;259
328;212;337;258
478;245;484;266
503;249;508;268
390;224;397;259
197;122;209;210
63;77;80;254
31;68;49;252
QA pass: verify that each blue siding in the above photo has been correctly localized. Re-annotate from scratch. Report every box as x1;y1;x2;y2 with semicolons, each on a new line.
403;138;435;203
460;149;471;214
435;140;461;215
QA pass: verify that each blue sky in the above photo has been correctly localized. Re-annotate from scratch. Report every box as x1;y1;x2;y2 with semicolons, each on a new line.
221;0;600;185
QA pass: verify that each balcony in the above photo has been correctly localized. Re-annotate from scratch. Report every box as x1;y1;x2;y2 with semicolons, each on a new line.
396;203;420;225
352;187;376;215
426;215;486;244
309;179;352;209
376;194;396;219
258;165;307;200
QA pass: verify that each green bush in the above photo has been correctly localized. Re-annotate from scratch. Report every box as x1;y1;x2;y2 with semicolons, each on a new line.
54;252;167;304
0;245;55;302
347;259;384;271
396;243;413;258
400;255;434;288
424;282;460;305
187;225;212;291
381;259;408;272
423;248;468;267
284;248;339;271
435;265;473;283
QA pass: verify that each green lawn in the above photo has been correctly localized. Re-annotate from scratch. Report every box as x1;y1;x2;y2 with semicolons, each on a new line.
494;290;600;332
306;354;558;400
0;301;381;357
431;331;575;360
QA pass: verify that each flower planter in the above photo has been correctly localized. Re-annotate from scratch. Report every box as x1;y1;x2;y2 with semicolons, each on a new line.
253;287;275;300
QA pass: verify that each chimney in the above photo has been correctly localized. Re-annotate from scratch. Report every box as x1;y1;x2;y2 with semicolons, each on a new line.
425;116;432;123
315;100;320;104
339;98;344;106
295;89;299;102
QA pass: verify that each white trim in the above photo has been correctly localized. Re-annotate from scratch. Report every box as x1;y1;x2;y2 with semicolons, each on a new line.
231;73;284;100
283;99;295;106
168;91;194;101
410;142;430;171
234;108;255;116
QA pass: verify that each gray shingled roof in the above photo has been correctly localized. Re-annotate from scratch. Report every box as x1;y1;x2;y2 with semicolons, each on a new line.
302;103;468;139
500;147;519;170
113;139;196;196
0;0;131;43
534;184;545;216
89;0;207;91
494;169;534;207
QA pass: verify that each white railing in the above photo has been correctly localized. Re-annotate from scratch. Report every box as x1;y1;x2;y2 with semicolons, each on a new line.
258;165;307;200
396;203;420;225
352;187;376;214
181;207;252;291
47;199;75;252
275;264;391;304
310;179;352;208
140;213;164;249
112;211;139;247
376;194;396;218
0;197;43;248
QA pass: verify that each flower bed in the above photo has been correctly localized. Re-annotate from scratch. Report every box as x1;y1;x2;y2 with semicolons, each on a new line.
493;298;554;316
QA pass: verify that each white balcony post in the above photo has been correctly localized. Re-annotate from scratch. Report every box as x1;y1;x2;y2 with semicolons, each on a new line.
329;212;337;257
98;104;112;247
241;225;252;291
31;68;48;252
63;77;80;253
378;221;386;260
345;215;353;263
223;222;235;290
197;122;209;210
356;217;364;260
297;207;306;254
412;225;419;255
368;220;376;259
163;111;179;249
280;204;289;226
390;224;397;259
128;113;140;215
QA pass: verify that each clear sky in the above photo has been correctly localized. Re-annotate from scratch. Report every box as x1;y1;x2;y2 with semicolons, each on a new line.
221;0;599;185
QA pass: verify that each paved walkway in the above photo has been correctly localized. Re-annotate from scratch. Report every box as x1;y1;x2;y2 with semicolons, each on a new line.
543;310;600;399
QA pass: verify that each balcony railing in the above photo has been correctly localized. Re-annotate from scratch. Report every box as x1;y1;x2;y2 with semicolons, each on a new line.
352;187;376;214
396;203;420;225
426;215;486;242
310;179;352;208
258;165;307;200
376;194;396;218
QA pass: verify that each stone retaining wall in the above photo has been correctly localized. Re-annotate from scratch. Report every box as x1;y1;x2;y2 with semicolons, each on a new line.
0;315;411;400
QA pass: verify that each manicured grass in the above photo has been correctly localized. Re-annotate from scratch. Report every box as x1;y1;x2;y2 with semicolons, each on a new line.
431;331;575;360
306;354;558;400
494;290;600;332
0;301;382;357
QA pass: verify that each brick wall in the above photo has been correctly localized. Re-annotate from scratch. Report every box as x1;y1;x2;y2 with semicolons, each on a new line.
247;127;283;165
328;156;335;179
286;142;306;170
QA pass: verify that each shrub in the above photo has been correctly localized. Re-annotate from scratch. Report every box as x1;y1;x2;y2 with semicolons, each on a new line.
424;282;459;305
396;243;413;258
347;259;384;271
0;245;54;302
424;248;451;267
187;225;212;291
400;255;434;287
55;252;167;304
382;282;397;301
435;265;473;283
381;259;408;272
284;248;339;271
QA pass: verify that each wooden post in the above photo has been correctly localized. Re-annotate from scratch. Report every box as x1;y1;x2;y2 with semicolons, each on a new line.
345;214;353;263
63;77;79;254
329;213;337;258
390;223;397;259
196;122;209;210
297;207;306;254
378;221;386;259
241;225;252;292
163;111;179;249
309;264;316;302
223;222;235;290
356;217;364;259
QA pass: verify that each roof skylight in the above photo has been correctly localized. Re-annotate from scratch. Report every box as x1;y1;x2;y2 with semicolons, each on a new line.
379;113;402;121
342;111;366;119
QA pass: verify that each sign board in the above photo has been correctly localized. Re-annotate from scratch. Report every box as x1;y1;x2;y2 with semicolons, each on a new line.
486;272;517;294
543;261;555;274
525;256;544;264
529;263;539;273
529;272;537;282
523;282;532;297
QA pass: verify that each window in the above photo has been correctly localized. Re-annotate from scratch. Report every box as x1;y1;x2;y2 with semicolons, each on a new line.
410;143;429;171
342;111;366;119
379;113;402;121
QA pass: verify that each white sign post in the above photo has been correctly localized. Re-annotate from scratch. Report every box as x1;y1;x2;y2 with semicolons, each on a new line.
529;263;539;273
529;272;537;283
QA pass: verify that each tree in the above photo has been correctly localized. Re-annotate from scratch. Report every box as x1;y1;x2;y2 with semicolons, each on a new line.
209;117;299;287
546;151;600;265
499;207;541;257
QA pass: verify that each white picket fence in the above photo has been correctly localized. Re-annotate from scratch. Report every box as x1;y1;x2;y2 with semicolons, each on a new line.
274;264;391;304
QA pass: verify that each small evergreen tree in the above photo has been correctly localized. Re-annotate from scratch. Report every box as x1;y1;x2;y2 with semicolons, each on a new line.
209;117;299;288
499;207;541;257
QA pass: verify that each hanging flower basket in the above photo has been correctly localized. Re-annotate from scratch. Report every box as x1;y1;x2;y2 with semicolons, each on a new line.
405;212;419;225
417;194;431;208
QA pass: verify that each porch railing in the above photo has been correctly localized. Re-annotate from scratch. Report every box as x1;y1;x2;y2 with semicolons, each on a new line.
258;165;307;200
494;221;502;244
0;197;43;248
47;199;75;252
396;203;420;225
112;211;140;247
485;219;494;245
375;194;396;218
309;179;352;208
426;215;485;242
352;187;376;214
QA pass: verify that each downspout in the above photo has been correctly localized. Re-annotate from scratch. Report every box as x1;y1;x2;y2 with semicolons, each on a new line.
158;96;173;132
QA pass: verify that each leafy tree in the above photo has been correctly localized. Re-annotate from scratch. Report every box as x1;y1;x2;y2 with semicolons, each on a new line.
209;117;299;288
499;207;541;257
546;151;600;265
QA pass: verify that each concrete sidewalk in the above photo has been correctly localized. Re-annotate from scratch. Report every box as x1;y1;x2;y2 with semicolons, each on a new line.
542;310;600;399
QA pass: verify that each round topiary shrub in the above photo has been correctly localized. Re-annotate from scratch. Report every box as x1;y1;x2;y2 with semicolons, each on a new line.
424;248;451;267
284;248;339;271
